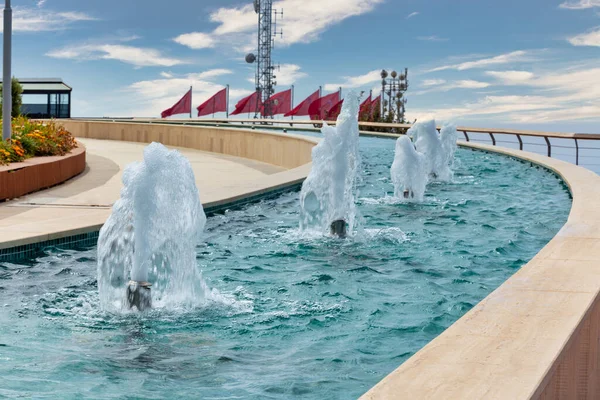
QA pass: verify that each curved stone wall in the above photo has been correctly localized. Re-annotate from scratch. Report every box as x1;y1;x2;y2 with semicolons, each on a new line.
59;120;315;169
0;144;86;201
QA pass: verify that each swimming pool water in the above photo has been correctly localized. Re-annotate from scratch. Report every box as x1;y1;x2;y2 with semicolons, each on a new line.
0;137;571;399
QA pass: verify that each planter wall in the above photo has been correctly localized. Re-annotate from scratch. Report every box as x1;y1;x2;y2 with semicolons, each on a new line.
0;143;86;201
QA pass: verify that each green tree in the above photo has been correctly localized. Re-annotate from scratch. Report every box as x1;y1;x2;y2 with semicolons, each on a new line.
0;77;23;118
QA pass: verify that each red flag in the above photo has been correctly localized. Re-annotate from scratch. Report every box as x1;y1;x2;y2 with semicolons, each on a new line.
359;95;372;114
197;88;227;117
370;96;381;116
284;89;319;117
230;91;262;116
358;94;372;121
262;89;292;116
308;92;341;121
161;88;192;118
326;99;344;120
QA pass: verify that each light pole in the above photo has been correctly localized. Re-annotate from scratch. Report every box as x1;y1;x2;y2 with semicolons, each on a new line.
2;0;12;141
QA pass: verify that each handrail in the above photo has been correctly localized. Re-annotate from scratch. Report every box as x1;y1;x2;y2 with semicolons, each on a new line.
69;118;600;169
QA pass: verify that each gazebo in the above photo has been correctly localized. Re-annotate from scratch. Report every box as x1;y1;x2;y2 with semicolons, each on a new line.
7;78;72;119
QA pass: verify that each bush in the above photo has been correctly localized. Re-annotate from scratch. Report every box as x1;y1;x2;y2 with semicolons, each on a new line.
0;116;77;165
0;77;24;117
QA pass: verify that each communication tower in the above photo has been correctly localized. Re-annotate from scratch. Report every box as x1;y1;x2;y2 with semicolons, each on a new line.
245;0;282;119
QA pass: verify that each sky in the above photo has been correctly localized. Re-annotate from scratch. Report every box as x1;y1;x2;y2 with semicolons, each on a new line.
2;0;600;132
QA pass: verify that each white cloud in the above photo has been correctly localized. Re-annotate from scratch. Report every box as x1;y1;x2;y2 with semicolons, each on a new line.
417;35;449;42
324;69;381;91
406;12;419;19
427;50;530;72
0;7;96;32
275;64;307;86
172;32;216;49
422;79;446;87
414;79;490;95
160;72;174;79
37;0;47;7
485;70;535;84
409;65;600;123
190;69;233;80
47;44;185;67
568;27;600;47
174;0;384;52
559;0;600;9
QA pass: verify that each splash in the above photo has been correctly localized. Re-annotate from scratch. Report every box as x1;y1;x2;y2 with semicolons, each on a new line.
408;120;456;182
97;142;215;312
440;123;458;169
299;91;361;236
390;136;428;202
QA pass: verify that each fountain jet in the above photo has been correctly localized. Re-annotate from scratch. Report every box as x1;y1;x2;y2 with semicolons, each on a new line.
391;135;428;202
126;280;152;311
97;142;210;312
408;120;457;182
299;91;361;237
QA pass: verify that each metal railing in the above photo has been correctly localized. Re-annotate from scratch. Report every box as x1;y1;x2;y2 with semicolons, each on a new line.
71;117;600;173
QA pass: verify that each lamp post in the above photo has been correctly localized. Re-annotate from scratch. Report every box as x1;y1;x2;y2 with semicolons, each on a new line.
2;0;12;141
380;68;408;123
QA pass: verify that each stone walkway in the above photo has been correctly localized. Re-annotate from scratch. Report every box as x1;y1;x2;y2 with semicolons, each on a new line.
0;138;285;248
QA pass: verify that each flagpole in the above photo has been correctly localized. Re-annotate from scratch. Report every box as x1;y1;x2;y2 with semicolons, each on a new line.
290;85;294;121
189;86;192;119
226;84;230;119
339;86;342;99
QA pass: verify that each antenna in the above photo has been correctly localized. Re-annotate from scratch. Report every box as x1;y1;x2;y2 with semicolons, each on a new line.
245;0;282;119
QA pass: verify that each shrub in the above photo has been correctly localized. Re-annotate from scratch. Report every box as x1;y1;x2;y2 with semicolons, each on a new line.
0;77;24;117
0;116;77;165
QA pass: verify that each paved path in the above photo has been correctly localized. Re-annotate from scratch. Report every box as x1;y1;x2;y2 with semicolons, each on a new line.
0;138;285;248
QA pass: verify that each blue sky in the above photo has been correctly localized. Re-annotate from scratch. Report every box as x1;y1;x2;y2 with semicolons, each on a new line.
2;0;600;131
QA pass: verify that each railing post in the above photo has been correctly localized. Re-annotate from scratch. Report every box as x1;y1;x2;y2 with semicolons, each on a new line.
545;136;551;157
575;138;579;165
517;134;523;151
462;131;470;142
489;132;496;146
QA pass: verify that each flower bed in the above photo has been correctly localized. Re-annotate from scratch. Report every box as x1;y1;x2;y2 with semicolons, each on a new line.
0;117;77;165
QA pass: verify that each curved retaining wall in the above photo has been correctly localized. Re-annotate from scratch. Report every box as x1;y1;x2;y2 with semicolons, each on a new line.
0;144;86;201
361;141;600;400
59;120;315;169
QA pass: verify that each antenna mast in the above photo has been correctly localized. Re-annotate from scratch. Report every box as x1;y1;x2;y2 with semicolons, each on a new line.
246;0;282;119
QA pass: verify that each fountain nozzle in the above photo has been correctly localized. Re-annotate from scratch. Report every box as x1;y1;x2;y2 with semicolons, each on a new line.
330;219;347;238
126;280;152;311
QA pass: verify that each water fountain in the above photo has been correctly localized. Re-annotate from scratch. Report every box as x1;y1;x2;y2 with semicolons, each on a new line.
408;120;455;182
97;142;210;312
299;91;361;237
391;136;428;201
440;123;458;169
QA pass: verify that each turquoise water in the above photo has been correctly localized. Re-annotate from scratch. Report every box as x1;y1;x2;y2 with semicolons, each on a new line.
0;137;571;399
